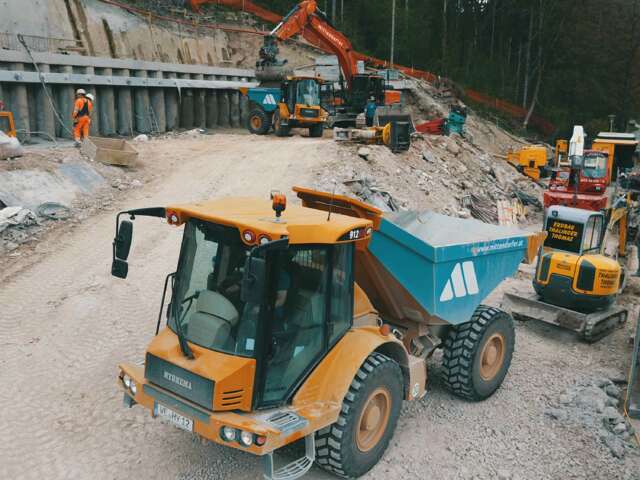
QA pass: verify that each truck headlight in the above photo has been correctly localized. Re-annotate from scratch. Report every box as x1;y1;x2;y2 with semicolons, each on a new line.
123;374;131;389
239;430;253;447
130;382;137;396
221;426;237;442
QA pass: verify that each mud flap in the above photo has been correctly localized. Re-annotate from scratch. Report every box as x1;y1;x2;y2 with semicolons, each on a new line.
263;434;315;480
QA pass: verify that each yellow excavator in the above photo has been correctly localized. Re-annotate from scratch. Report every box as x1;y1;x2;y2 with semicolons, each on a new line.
504;205;628;342
506;145;550;181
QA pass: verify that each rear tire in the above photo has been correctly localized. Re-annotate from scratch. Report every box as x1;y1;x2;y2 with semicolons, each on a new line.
315;353;403;478
442;305;515;400
309;123;324;138
273;110;290;137
248;108;270;135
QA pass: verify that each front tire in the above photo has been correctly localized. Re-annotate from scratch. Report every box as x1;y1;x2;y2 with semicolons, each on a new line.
442;305;515;400
315;353;403;478
309;123;324;138
273;110;290;137
248;108;270;135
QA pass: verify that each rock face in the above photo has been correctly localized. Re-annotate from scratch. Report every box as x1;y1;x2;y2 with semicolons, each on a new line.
545;376;634;459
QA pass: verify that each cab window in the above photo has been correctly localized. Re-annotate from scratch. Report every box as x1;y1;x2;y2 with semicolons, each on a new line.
330;244;354;345
262;247;329;404
581;216;603;252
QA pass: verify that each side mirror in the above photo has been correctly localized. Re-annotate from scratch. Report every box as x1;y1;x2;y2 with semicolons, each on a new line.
241;256;266;304
115;220;133;260
111;258;129;279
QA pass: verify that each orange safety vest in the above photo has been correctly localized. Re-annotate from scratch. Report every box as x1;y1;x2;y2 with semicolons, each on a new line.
73;97;93;119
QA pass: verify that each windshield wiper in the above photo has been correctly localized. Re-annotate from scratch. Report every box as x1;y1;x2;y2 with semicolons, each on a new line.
171;285;194;359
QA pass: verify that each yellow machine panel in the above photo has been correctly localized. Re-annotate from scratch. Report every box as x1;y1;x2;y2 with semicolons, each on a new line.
507;145;548;180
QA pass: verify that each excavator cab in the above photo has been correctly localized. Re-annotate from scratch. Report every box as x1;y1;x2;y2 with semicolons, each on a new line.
533;205;621;312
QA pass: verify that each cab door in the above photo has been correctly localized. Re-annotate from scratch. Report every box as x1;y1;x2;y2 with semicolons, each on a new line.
258;244;354;406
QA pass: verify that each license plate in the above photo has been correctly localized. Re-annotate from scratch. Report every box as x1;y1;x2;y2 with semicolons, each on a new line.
154;403;193;432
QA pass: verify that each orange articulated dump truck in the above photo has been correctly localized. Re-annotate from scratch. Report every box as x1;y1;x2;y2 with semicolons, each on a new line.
113;187;544;479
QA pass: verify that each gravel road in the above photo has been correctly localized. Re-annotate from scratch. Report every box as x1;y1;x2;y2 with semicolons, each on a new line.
1;133;639;480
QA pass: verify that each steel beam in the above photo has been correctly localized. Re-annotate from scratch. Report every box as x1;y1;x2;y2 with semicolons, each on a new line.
0;70;257;90
0;50;255;79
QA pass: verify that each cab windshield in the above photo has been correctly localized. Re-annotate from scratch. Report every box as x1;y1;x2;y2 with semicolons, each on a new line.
582;153;607;179
169;219;259;357
297;79;320;106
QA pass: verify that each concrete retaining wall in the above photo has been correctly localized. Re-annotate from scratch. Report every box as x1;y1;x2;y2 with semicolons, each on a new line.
0;50;256;141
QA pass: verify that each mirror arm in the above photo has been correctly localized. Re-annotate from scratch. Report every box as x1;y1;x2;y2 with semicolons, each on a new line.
156;272;176;335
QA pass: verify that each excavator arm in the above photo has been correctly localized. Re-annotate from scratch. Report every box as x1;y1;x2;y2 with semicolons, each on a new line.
186;0;282;24
268;0;359;88
187;1;359;88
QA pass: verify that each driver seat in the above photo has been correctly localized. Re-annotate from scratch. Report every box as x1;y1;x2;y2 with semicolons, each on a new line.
187;290;239;349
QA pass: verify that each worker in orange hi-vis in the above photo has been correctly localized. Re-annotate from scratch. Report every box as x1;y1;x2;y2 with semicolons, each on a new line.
72;88;93;147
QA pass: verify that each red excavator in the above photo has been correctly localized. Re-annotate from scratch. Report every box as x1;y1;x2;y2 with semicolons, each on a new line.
188;0;403;126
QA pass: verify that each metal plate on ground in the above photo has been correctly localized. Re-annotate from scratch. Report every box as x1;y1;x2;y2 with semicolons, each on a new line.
154;403;193;432
627;312;640;419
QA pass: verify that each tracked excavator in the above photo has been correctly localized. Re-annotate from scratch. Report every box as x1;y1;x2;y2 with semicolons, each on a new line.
257;1;404;127
190;1;407;127
503;204;628;342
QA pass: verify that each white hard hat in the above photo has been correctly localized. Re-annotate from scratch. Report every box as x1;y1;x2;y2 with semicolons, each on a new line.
86;93;94;101
76;88;86;95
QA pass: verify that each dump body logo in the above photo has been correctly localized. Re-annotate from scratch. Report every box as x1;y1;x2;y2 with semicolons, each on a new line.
263;94;277;105
440;261;479;302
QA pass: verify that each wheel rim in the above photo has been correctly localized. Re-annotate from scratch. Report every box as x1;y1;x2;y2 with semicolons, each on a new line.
250;115;262;130
479;333;505;381
356;387;391;452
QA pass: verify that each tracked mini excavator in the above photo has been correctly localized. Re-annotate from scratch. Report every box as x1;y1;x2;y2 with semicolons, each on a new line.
113;187;544;480
503;205;628;342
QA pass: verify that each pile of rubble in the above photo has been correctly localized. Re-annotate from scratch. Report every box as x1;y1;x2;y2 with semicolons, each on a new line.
314;74;545;225
315;128;544;226
545;376;636;459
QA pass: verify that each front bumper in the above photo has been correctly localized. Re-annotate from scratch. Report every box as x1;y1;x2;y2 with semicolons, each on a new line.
118;363;334;456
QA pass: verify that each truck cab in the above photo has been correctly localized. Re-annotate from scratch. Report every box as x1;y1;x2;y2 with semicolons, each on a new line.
545;150;611;211
243;76;327;138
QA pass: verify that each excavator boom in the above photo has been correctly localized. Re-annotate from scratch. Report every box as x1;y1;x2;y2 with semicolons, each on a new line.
186;0;282;24
268;0;359;88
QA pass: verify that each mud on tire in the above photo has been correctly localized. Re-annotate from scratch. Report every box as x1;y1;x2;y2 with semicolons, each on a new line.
442;305;515;401
248;108;271;135
315;353;403;478
273;110;290;137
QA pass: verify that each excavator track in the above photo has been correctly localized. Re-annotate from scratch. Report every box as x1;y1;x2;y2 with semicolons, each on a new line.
582;309;628;343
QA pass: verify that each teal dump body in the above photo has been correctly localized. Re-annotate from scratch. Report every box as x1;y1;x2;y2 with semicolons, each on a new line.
246;87;281;113
369;211;530;325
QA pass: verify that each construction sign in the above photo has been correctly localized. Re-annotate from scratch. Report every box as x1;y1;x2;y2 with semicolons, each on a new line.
545;219;584;253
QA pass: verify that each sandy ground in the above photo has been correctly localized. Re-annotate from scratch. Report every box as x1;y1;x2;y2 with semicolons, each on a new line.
1;133;639;480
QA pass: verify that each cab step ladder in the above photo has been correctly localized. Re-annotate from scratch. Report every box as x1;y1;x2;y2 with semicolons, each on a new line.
263;434;315;480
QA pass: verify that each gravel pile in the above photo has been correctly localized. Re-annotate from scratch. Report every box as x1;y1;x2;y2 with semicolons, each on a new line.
545;376;636;459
